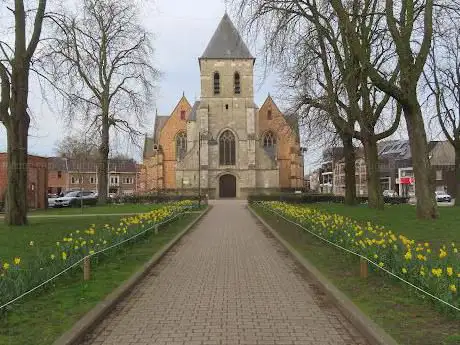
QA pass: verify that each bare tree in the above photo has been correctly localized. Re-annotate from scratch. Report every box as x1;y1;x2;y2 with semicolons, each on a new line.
424;8;460;206
41;0;157;204
55;133;98;159
330;0;439;218
235;0;401;208
0;0;47;225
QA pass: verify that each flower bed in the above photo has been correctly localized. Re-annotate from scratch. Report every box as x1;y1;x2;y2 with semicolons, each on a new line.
0;200;197;308
256;201;459;311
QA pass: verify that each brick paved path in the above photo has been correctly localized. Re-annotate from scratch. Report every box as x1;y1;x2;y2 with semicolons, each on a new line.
81;200;368;345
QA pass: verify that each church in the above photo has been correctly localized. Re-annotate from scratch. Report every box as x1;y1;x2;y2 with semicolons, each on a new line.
140;14;304;198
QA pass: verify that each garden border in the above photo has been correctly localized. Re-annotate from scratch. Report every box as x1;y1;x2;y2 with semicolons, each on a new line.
52;205;211;345
248;205;399;345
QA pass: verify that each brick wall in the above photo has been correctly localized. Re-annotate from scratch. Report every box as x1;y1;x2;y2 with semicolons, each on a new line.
0;153;48;209
258;97;303;189
159;97;191;189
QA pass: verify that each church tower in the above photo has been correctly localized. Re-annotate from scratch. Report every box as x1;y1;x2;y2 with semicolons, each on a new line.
196;13;259;198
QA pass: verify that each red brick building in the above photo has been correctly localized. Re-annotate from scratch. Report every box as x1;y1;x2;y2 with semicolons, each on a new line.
47;157;140;196
0;153;48;209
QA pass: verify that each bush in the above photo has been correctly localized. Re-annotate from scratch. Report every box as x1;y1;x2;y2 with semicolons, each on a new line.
247;193;409;205
107;193;202;205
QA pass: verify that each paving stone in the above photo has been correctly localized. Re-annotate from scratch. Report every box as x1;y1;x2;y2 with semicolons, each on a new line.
80;200;368;345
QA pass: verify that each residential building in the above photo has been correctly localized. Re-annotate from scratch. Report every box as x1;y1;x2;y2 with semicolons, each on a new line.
47;157;139;196
0;153;48;209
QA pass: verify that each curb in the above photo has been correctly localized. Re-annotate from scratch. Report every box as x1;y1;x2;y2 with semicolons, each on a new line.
53;206;211;345
248;206;399;345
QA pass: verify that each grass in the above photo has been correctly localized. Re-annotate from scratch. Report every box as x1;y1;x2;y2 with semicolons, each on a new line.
252;205;460;345
0;216;132;262
0;210;203;345
28;203;162;216
310;203;460;248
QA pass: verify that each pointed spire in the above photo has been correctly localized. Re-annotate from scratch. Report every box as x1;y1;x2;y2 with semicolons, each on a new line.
183;91;185;97
200;13;253;59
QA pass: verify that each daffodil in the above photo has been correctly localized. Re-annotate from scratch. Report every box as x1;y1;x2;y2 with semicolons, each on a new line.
13;257;21;265
449;284;457;293
402;267;407;274
447;267;453;277
62;252;67;261
29;241;34;246
2;262;10;270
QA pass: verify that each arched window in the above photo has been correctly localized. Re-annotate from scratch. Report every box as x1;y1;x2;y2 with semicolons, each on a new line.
263;131;277;159
263;131;277;148
219;130;236;165
213;72;220;95
175;131;187;161
234;72;241;94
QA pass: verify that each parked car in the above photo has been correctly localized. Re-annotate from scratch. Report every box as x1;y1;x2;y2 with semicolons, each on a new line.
435;190;452;202
383;190;398;197
54;191;98;207
48;195;58;208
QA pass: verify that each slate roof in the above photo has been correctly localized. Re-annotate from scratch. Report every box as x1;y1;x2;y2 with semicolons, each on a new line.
47;157;137;172
201;13;253;60
188;101;201;121
143;136;155;159
153;116;169;143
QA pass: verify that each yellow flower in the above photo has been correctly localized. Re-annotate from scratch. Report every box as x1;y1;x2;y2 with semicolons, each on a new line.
373;254;379;259
439;249;448;259
402;267;407;274
89;250;95;255
404;251;412;260
50;254;55;260
62;252;67;260
449;284;457;293
13;257;21;265
378;262;385;268
454;248;458;253
447;267;453;277
2;262;10;270
29;241;34;246
431;268;442;277
424;242;429;247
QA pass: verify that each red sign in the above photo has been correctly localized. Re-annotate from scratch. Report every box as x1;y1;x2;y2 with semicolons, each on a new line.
400;177;415;185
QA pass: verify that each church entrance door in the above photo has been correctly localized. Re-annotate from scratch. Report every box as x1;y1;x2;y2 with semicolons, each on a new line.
219;174;236;198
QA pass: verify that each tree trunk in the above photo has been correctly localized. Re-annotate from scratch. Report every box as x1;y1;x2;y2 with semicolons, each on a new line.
404;101;438;218
363;136;384;209
97;113;109;205
5;115;29;225
342;134;357;205
455;145;460;206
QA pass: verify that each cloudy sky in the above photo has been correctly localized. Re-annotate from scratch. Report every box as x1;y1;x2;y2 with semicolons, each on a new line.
0;0;279;161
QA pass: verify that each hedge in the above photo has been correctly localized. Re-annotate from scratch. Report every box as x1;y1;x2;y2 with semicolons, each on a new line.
247;193;409;205
107;193;203;205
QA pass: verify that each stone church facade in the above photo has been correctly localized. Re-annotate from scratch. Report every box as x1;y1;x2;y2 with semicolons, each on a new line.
140;14;304;198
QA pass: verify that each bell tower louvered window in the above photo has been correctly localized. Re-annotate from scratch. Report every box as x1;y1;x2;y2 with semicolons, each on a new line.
213;72;220;95
234;72;241;95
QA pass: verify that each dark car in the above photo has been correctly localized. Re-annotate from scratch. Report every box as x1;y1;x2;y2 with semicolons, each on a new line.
54;191;98;207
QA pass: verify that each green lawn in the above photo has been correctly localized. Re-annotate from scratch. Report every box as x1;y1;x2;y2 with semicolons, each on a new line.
309;203;460;247
252;205;460;345
28;203;160;216
1;203;161;263
0;211;203;345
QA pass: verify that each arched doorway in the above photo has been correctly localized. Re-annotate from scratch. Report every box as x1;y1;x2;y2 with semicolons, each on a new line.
219;174;236;198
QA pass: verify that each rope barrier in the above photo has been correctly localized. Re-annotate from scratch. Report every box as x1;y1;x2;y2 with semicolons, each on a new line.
255;202;460;313
0;207;195;311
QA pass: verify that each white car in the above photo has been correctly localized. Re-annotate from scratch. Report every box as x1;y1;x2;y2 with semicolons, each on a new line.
383;190;398;197
54;191;98;207
435;190;452;202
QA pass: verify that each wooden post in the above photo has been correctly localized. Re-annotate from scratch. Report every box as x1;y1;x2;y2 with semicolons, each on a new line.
360;258;368;278
83;256;91;281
